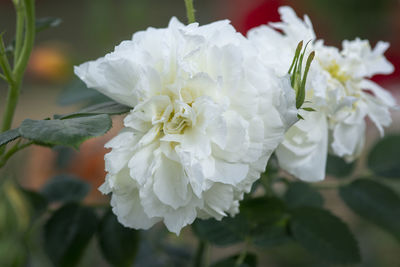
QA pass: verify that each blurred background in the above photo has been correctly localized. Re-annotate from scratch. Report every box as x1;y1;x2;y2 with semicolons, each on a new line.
0;0;400;266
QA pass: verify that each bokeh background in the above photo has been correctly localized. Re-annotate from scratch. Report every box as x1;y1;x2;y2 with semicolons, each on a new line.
0;0;400;266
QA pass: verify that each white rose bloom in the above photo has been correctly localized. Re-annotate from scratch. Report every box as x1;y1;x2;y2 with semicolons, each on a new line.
74;17;297;234
248;6;395;182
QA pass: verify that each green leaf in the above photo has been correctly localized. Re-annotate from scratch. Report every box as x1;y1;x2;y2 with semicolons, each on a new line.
339;179;400;241
58;79;111;106
192;217;245;246
297;51;314;109
44;203;98;267
288;41;303;74
56;101;131;120
326;154;355;178
19;114;112;149
211;253;257;267
289;207;360;264
284;182;324;208
21;189;48;219
240;197;286;224
242;197;291;247
193;197;290;247
252;219;291;247
41;175;90;203
367;135;400;179
0;128;21;147
35;17;62;33
98;210;140;267
302;107;316;112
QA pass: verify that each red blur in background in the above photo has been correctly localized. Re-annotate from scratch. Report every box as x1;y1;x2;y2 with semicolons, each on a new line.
226;0;400;86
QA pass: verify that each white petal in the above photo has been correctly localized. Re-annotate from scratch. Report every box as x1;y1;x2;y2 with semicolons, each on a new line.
111;189;159;230
153;154;190;209
331;120;366;158
209;160;249;185
277;112;328;182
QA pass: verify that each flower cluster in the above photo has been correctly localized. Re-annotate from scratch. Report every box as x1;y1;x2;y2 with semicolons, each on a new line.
248;6;396;181
75;7;395;234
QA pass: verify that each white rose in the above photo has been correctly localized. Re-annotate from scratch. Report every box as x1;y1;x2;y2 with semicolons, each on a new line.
248;6;395;182
75;17;297;234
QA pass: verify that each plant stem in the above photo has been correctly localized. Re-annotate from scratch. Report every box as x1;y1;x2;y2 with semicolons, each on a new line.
235;249;247;267
0;141;33;168
193;240;207;267
0;0;35;157
184;0;196;24
1;81;20;132
13;0;35;82
14;0;25;65
235;238;250;267
0;35;14;84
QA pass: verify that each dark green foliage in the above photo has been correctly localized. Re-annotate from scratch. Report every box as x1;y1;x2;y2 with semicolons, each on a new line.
340;179;400;241
19;114;112;149
56;101;131;119
193;197;291;247
41;175;90;203
58;79;111;106
211;253;257;267
98;210;140;267
21;188;48;219
284;182;324;208
44;203;98;267
367;135;400;179
289;207;360;264
192;217;245;246
0;128;20;147
326;154;355;178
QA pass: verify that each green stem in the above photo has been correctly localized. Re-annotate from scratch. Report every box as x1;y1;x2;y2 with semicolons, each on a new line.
235;249;247;267
1;82;20;132
0;35;14;84
14;0;25;66
0;83;20;156
1;0;35;157
184;0;196;24
235;238;250;267
13;0;35;82
193;240;207;267
0;141;33;168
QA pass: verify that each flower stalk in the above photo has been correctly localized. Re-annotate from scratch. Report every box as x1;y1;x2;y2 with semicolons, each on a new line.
184;0;196;24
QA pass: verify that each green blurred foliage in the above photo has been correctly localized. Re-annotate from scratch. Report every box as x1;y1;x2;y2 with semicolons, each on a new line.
304;0;396;41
